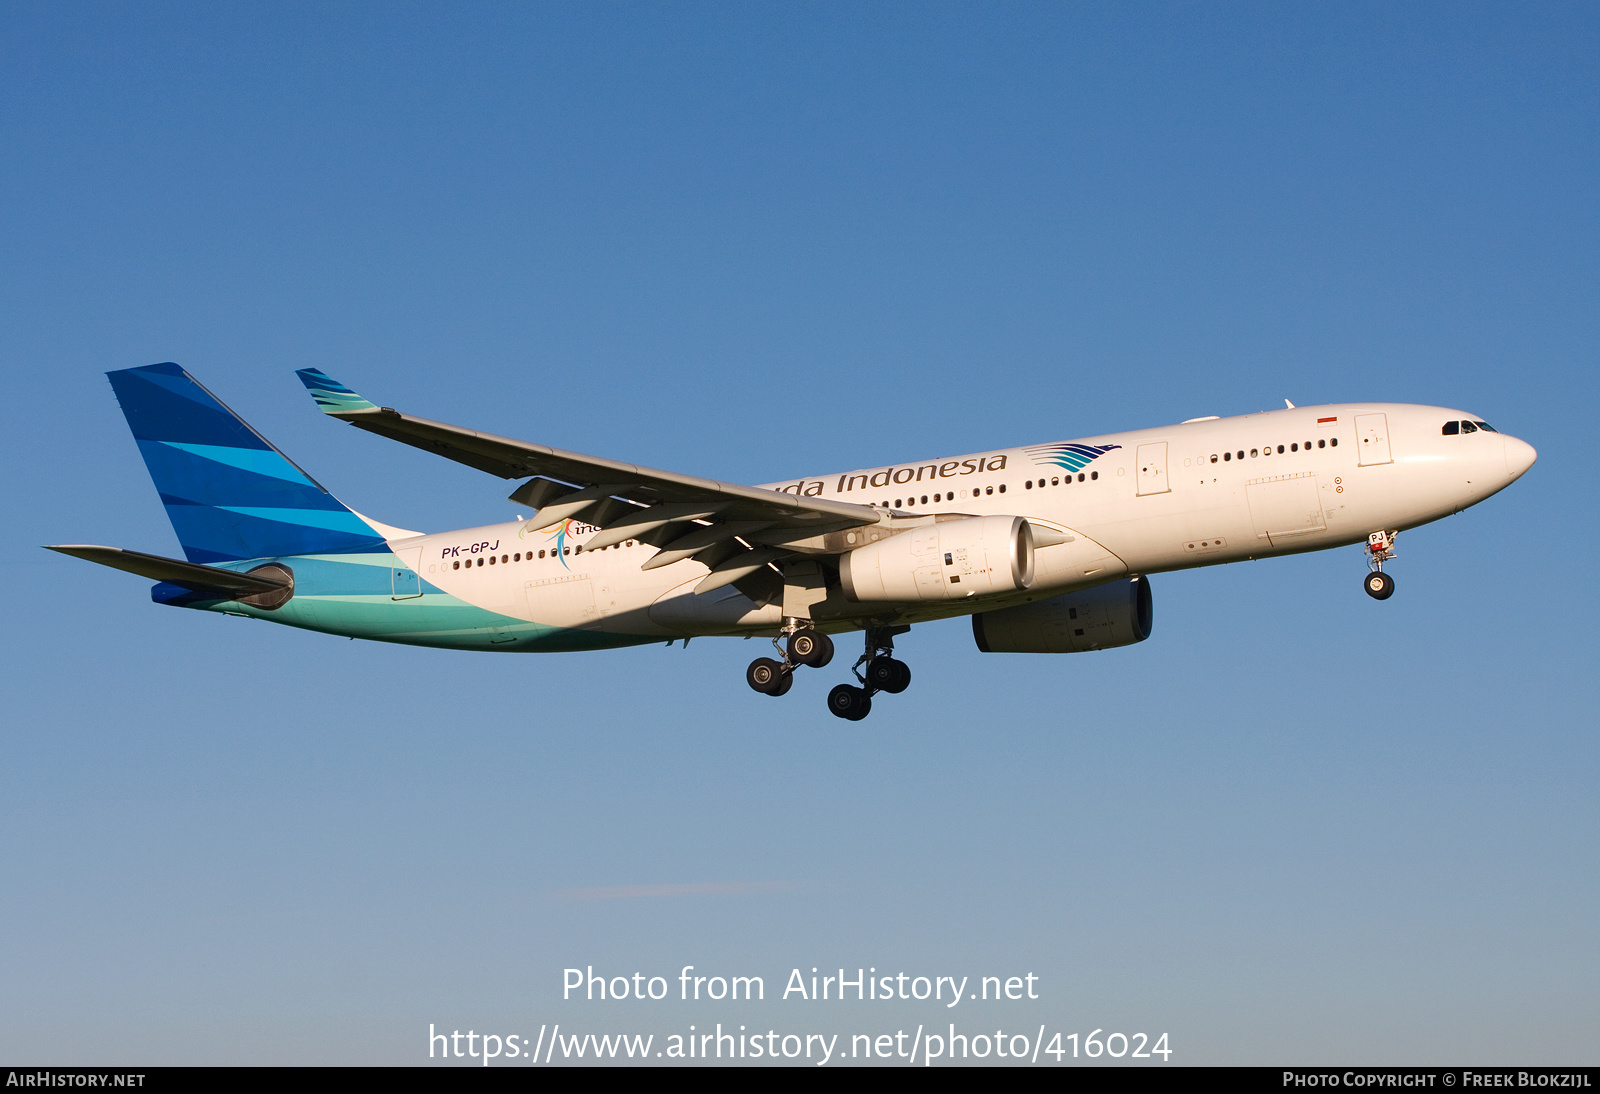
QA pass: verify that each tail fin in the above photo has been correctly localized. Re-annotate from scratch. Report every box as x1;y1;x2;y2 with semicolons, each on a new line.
107;363;387;563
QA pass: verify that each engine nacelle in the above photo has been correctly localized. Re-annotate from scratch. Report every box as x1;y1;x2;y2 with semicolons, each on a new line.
840;515;1035;602
971;576;1152;653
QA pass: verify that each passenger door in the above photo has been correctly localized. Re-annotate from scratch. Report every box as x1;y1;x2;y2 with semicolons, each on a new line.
391;547;423;599
1135;442;1170;495
1355;413;1392;466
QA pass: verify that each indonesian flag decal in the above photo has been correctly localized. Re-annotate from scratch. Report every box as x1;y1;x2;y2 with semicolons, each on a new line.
1317;416;1338;423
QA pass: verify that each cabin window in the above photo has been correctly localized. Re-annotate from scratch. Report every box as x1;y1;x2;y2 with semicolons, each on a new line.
1090;471;1098;480
1051;478;1059;486
1025;480;1033;489
1250;449;1258;457
1277;445;1284;454
986;486;993;495
1330;437;1338;446
1223;452;1231;461
999;484;1007;493
476;557;484;566
1317;439;1326;448
488;555;495;565
1210;454;1218;463
1291;443;1298;451
562;547;569;555
452;560;459;570
538;550;545;558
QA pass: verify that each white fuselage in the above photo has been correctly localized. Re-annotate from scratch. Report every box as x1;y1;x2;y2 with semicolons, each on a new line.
391;403;1534;641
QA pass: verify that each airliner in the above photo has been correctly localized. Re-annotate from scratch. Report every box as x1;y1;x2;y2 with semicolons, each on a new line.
49;364;1536;719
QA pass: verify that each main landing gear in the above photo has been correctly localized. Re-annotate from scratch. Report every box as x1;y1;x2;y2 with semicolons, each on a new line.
826;625;911;722
1363;530;1397;600
745;622;912;722
746;620;836;699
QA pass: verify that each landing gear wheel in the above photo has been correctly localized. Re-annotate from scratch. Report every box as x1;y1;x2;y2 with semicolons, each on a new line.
747;657;790;694
827;684;872;721
787;630;834;668
1364;571;1395;600
866;656;911;694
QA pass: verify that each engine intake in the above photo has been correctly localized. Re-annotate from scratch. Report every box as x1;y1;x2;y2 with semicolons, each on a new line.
840;515;1034;602
972;576;1152;653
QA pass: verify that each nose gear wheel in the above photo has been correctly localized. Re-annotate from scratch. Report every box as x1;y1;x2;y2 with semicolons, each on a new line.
1363;530;1398;601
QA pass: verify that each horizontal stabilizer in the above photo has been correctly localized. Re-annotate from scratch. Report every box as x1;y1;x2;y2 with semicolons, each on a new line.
45;545;289;593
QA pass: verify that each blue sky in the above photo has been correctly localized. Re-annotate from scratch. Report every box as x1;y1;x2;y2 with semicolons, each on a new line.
2;2;1595;1065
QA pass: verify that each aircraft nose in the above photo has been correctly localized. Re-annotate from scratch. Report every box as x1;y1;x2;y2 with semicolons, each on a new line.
1504;435;1537;480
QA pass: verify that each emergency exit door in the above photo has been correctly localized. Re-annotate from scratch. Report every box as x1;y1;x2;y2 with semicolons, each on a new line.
1136;442;1170;495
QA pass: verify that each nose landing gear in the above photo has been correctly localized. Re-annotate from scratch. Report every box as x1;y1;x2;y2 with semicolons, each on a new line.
1364;531;1397;600
827;625;911;721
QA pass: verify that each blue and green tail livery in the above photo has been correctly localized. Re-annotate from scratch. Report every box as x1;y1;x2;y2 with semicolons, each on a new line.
108;363;387;564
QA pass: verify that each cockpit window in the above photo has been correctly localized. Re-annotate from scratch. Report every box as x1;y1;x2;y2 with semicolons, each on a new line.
1442;421;1460;435
1461;420;1479;433
1474;421;1497;432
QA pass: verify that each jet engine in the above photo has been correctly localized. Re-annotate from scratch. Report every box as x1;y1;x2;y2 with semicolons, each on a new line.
840;515;1035;602
971;576;1152;653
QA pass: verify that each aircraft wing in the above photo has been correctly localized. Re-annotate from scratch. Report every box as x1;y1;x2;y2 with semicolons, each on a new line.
296;370;882;593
